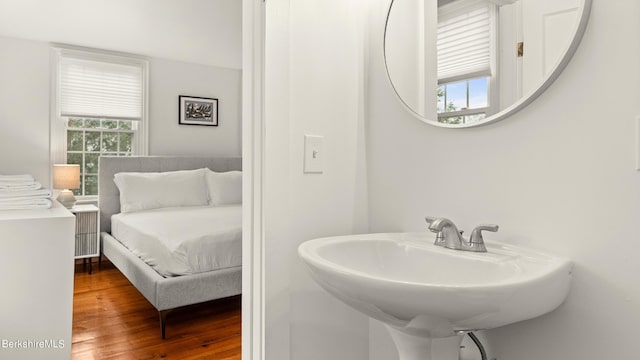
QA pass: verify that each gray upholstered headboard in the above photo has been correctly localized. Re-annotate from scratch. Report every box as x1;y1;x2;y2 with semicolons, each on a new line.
98;156;242;233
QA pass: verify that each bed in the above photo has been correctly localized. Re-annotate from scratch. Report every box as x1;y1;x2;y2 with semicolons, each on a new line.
98;156;242;339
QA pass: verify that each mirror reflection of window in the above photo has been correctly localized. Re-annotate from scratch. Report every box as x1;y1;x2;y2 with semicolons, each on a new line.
436;0;496;125
384;0;587;127
438;78;489;124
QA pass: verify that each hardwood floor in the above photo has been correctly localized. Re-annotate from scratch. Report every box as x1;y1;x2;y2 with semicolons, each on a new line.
72;261;241;359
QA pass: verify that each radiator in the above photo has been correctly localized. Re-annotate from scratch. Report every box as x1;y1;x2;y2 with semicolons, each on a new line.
74;209;99;258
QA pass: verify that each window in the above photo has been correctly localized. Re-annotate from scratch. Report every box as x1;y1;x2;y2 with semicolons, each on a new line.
51;48;148;198
66;118;136;196
436;0;496;124
437;77;489;125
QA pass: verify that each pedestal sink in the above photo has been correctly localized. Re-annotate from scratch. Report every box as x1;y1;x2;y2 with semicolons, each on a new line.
298;232;572;360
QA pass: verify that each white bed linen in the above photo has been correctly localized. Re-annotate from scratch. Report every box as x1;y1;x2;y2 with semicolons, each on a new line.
111;205;241;277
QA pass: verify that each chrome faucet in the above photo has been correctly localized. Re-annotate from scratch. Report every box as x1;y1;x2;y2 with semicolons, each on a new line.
425;217;498;252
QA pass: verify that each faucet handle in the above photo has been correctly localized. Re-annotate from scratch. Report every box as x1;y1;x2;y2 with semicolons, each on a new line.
470;224;499;244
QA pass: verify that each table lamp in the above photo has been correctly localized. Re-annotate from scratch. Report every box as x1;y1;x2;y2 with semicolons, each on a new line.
53;164;80;208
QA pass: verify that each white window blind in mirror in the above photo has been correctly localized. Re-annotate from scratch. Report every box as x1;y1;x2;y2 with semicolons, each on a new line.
437;0;492;82
59;56;143;120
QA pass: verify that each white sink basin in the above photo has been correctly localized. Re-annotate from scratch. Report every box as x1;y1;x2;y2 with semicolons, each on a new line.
298;232;572;359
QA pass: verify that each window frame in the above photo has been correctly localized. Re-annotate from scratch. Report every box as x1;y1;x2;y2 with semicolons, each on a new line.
50;46;149;201
66;118;137;197
437;76;491;124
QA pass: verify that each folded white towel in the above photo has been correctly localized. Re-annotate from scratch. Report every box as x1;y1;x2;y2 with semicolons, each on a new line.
0;174;41;191
0;198;52;210
0;188;52;199
0;181;42;191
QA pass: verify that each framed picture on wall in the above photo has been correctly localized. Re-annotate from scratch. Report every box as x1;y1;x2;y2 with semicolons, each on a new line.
178;95;218;126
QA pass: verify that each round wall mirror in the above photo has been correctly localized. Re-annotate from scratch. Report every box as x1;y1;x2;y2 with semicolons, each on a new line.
384;0;592;128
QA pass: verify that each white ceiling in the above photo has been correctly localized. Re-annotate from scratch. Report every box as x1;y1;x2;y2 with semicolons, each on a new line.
0;0;242;69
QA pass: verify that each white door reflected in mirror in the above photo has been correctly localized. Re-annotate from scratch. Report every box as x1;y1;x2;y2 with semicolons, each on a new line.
384;0;592;128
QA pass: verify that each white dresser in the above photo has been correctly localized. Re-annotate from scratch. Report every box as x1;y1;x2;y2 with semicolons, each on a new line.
0;202;75;360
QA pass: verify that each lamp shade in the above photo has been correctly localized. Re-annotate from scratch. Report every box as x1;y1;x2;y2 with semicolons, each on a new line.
53;164;80;190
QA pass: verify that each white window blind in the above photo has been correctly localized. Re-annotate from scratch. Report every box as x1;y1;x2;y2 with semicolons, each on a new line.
59;56;143;120
437;1;492;82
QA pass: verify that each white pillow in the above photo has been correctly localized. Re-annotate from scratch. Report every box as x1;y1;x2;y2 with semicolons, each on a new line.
205;170;242;206
114;168;209;213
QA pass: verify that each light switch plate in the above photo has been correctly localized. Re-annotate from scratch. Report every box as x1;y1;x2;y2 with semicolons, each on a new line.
304;135;324;173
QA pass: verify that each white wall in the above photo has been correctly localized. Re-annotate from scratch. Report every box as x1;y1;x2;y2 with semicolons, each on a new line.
0;0;241;70
384;0;425;115
149;58;242;157
0;36;52;185
0;35;241;186
263;0;370;359
385;0;438;119
366;1;640;359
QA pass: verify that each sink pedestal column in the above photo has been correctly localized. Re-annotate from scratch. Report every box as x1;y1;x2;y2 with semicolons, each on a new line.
386;326;464;360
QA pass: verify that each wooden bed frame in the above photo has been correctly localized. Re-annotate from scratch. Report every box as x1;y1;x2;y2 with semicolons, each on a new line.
98;156;242;339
